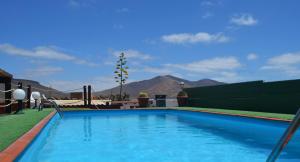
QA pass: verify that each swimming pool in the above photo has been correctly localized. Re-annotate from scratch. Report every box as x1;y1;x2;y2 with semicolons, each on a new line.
17;109;300;162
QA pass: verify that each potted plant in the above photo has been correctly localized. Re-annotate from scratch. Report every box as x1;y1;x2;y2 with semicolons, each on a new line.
138;92;149;107
177;91;188;107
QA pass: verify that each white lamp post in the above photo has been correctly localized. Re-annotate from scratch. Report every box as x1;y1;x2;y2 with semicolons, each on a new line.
32;91;41;109
13;89;26;113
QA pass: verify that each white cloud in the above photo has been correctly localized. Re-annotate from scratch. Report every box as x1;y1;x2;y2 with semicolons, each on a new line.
68;0;95;8
165;57;241;73
112;49;153;60
69;0;80;7
143;39;157;45
164;57;242;82
113;24;124;29
0;43;98;66
116;8;129;13
48;76;114;92
29;66;63;73
0;44;73;60
143;67;173;75
48;75;135;92
23;66;64;78
142;67;183;78
201;1;214;6
201;0;223;7
261;52;300;76
230;14;258;26
212;71;242;83
161;32;230;44
14;66;63;81
267;52;300;65
202;12;214;19
247;53;258;60
104;60;114;66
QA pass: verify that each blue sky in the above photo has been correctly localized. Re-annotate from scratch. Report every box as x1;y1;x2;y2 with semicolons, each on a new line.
1;0;300;91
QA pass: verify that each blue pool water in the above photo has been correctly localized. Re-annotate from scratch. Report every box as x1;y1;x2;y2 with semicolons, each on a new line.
17;110;300;162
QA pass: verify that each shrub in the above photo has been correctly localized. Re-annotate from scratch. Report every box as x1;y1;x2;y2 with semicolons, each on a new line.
138;92;149;98
177;91;188;97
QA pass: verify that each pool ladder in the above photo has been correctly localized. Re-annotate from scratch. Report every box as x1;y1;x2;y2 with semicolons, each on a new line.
266;108;300;162
48;99;64;118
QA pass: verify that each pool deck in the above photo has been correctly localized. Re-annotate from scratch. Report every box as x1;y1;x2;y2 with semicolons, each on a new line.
0;112;55;162
0;108;293;161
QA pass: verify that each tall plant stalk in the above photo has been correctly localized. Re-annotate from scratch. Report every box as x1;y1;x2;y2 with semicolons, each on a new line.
114;52;129;101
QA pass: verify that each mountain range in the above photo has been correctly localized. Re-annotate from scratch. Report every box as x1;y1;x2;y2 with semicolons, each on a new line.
95;75;224;98
1;75;223;100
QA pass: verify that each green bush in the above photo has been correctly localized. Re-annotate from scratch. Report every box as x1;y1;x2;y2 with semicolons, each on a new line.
177;91;188;97
138;92;149;98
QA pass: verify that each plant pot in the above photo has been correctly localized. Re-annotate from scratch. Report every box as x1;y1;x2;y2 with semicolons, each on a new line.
138;97;149;107
177;96;188;107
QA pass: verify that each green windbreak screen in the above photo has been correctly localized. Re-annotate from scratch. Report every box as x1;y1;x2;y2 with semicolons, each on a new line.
185;80;300;114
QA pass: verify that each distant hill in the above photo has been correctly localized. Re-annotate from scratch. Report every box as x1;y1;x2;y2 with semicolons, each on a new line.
95;75;224;98
0;79;67;101
12;79;68;98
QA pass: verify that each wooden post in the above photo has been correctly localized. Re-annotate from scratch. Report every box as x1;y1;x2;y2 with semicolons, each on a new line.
83;85;87;107
4;79;12;113
18;82;22;89
14;82;23;114
88;85;91;107
27;85;31;108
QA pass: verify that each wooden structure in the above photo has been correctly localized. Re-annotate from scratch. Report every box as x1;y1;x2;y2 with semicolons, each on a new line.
83;85;87;107
88;85;91;106
70;92;83;100
0;69;13;113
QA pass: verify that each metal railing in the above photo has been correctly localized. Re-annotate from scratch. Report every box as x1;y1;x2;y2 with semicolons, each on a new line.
266;108;300;162
48;99;63;118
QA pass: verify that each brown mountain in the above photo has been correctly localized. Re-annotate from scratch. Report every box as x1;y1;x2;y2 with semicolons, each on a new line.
12;79;68;98
95;75;224;98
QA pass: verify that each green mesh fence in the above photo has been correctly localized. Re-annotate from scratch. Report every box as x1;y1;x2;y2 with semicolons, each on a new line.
184;80;300;114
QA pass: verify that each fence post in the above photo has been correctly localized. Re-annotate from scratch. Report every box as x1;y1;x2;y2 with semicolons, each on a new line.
27;85;31;108
18;82;22;89
4;79;12;113
15;82;23;114
83;85;87;107
88;85;91;107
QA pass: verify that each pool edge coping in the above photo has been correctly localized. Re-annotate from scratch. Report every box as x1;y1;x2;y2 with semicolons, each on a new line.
0;111;56;162
64;107;292;122
169;108;292;123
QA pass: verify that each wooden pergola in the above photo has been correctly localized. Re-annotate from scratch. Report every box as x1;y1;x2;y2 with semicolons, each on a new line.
0;68;13;113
